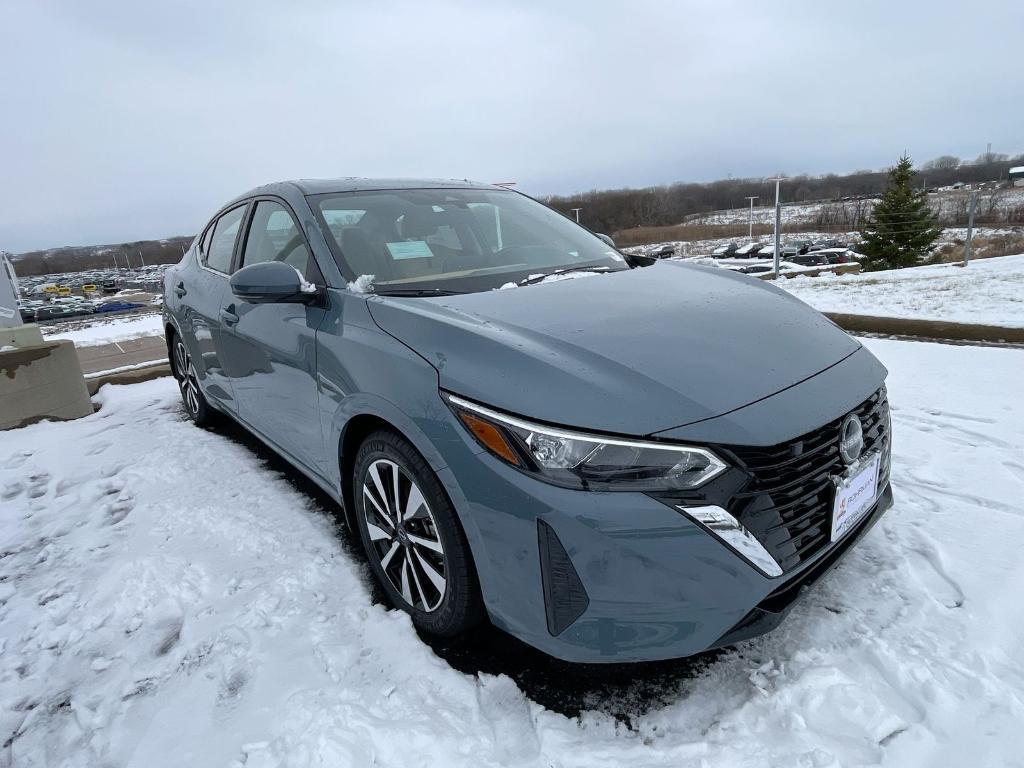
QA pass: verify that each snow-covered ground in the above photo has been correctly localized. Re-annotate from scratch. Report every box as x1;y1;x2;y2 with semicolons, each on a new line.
780;254;1024;328
40;311;163;347
2;338;1023;767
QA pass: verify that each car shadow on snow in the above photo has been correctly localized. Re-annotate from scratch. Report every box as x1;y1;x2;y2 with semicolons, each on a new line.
207;408;725;723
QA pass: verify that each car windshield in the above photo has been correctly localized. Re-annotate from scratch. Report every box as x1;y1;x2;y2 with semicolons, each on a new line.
311;188;627;294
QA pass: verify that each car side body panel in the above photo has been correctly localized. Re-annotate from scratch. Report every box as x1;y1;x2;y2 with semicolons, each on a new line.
164;249;237;410
220;298;327;476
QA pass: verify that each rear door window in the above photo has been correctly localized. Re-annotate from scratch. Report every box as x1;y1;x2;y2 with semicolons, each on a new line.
205;205;246;273
240;200;323;283
199;225;214;259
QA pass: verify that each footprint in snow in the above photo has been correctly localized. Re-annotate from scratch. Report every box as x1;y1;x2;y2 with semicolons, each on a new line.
26;473;50;499
90;477;127;502
218;667;250;706
2;481;24;501
54;477;85;497
153;616;184;656
1002;461;1024;487
3;451;33;469
85;441;112;457
904;534;965;609
100;462;129;479
104;497;135;526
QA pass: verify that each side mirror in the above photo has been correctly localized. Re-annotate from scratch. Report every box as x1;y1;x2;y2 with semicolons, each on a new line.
229;261;318;304
596;233;616;247
623;252;657;268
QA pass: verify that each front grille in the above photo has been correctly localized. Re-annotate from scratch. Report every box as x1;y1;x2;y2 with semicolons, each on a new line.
719;387;889;573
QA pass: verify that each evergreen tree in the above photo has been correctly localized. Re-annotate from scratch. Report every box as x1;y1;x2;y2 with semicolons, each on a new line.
859;155;941;270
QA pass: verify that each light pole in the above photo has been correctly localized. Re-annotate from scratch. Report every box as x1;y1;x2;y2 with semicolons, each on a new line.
963;189;978;267
744;196;759;240
570;208;582;223
768;178;783;279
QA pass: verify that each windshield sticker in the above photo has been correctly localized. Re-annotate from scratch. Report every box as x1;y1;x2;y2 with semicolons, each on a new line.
386;241;434;260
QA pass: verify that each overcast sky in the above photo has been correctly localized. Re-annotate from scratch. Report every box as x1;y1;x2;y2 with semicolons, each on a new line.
2;0;1020;252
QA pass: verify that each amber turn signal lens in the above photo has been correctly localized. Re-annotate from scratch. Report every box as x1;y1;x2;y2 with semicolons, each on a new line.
458;412;521;466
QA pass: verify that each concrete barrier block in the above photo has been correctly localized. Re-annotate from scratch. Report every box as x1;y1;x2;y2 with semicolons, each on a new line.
1;340;93;430
0;323;45;349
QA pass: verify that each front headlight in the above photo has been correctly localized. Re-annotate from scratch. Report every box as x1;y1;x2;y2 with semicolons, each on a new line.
444;393;727;491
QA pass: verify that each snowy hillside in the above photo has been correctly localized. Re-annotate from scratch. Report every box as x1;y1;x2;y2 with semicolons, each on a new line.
2;338;1023;767
780;254;1024;328
688;188;1024;227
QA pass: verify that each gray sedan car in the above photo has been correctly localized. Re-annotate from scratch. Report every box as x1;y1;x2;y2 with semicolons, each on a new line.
163;179;892;663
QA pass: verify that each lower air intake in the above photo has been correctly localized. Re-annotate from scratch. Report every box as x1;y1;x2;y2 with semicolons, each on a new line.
537;519;590;636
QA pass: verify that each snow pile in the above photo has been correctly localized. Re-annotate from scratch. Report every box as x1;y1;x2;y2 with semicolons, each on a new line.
292;266;319;295
498;270;606;290
40;312;164;347
346;274;375;294
780;254;1024;327
2;338;1023;766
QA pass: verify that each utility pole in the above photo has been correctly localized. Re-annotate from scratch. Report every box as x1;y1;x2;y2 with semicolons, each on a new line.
570;208;582;223
138;250;146;268
963;189;978;267
745;196;758;239
770;178;783;278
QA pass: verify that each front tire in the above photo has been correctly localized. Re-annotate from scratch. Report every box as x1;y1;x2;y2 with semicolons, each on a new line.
170;332;214;427
353;430;483;637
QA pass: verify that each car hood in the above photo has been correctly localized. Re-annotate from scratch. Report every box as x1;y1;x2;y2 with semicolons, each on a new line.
366;261;862;436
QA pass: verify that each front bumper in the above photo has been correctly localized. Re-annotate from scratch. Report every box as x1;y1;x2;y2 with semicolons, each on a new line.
436;403;895;663
710;481;893;650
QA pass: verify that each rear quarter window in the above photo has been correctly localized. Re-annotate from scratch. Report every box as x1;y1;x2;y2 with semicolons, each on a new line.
205;205;246;273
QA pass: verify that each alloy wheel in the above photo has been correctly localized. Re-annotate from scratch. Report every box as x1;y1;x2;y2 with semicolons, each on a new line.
174;340;201;416
362;459;447;612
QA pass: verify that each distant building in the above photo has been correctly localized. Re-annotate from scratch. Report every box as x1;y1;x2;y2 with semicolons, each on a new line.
1009;166;1024;188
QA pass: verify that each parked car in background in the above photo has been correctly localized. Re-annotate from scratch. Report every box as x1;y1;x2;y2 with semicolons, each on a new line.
712;243;739;258
734;242;764;258
812;248;860;264
34;306;73;320
791;252;831;267
650;244;676;259
164;178;892;663
95;300;144;313
809;239;847;251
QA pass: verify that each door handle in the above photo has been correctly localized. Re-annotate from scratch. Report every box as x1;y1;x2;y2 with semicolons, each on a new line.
220;308;239;326
173;282;187;297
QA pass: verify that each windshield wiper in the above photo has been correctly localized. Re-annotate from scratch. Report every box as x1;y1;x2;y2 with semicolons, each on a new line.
374;288;465;297
517;265;616;286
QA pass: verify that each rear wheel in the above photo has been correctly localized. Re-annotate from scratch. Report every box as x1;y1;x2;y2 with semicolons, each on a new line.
170;332;214;426
353;430;483;636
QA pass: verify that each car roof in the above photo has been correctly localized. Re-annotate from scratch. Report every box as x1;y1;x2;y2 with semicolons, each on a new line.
239;177;504;199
